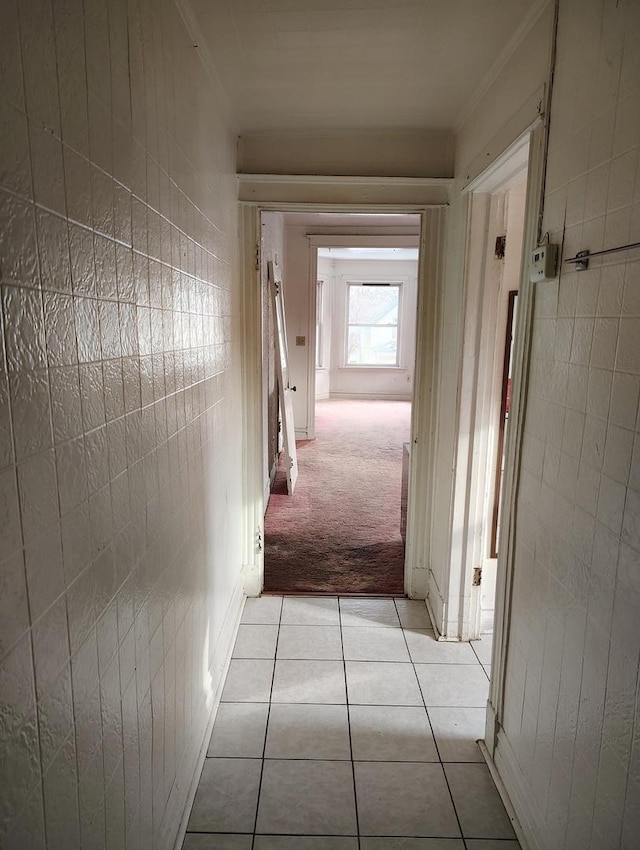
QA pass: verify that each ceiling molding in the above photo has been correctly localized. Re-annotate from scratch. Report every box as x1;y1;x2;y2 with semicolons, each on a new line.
454;0;552;133
237;174;453;188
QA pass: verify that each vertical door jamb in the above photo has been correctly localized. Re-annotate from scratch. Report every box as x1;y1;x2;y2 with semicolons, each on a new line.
239;203;264;596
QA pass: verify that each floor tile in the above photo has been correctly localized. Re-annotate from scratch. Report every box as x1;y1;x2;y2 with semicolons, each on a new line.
255;839;358;850
349;705;438;761
471;634;494;666
361;841;465;849
415;664;489;707
465;841;521;849
207;703;269;758
393;599;434;630
221;659;274;703
232;624;279;659
405;631;479;664
271;660;346;704
187;758;261;832
242;596;282;625
345;661;422;705
281;596;340;626
256;759;357;835
444;763;516;839
355;762;461;837
265;703;350;759
340;598;400;628
342;626;410;662
276;625;342;660
427;707;486;762
182;836;252;850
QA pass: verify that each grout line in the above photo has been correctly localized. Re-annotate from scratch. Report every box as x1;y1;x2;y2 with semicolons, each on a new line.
396;598;468;847
249;602;283;850
339;597;362;850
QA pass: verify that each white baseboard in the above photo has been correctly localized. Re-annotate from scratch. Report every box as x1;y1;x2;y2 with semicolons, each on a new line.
485;731;546;850
172;579;246;850
478;739;532;850
315;392;330;401
294;428;310;440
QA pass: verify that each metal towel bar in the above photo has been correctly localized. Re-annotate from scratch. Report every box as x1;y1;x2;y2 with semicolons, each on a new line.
564;241;640;270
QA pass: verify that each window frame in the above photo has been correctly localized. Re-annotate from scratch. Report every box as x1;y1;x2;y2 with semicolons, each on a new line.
344;280;402;368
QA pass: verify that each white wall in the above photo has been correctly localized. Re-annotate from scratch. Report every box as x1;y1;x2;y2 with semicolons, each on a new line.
323;258;417;400
494;1;640;847
238;129;454;178
0;1;242;848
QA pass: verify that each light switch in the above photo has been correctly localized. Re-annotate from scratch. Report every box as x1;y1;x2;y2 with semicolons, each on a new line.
295;336;306;346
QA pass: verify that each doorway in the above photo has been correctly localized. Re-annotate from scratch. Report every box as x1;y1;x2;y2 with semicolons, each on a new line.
262;214;420;595
445;133;531;651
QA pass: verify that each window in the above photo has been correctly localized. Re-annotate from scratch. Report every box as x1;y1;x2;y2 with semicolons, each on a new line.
346;282;400;366
316;280;324;368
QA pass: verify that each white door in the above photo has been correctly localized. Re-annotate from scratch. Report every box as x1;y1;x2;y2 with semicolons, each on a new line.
269;260;298;494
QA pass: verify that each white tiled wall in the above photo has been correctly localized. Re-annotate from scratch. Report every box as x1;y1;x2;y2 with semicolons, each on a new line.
0;0;241;847
499;0;640;847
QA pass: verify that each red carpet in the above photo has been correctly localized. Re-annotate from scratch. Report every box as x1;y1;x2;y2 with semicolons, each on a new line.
264;399;410;594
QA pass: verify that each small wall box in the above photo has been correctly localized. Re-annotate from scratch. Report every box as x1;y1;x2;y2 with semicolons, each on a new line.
529;244;558;282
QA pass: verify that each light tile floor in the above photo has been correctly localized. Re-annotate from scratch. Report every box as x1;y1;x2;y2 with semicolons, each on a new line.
182;597;519;850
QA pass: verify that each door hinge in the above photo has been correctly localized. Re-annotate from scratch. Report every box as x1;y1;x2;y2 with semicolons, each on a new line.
473;567;482;586
256;528;263;554
255;245;260;271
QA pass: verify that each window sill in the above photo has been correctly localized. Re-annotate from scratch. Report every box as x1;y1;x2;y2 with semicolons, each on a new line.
338;365;404;371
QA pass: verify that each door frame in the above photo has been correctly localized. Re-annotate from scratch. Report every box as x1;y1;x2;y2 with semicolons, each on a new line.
450;131;532;643
238;196;449;600
307;234;421;440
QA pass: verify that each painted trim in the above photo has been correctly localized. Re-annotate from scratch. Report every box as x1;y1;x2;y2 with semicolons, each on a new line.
171;581;245;850
240;200;448;603
239;204;264;598
488;123;548;747
238;174;453;188
478;739;534;850
404;208;447;600
309;235;420;247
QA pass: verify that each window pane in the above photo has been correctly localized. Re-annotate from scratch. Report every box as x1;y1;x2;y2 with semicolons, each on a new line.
347;326;398;365
348;285;398;325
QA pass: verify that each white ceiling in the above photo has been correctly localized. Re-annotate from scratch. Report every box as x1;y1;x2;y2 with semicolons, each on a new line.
185;0;543;132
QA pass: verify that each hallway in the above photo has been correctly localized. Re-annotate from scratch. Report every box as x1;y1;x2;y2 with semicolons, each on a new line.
264;400;410;595
182;596;517;848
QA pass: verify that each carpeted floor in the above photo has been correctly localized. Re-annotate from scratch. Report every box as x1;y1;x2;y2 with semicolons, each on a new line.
264;399;410;594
